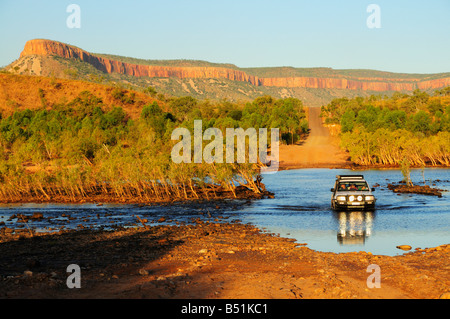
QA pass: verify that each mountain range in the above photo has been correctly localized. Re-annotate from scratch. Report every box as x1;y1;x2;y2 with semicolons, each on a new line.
4;39;450;106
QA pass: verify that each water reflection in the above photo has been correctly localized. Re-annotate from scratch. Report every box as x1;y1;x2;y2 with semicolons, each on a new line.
334;211;374;245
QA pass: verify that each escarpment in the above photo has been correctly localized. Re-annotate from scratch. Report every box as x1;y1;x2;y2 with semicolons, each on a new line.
19;39;450;92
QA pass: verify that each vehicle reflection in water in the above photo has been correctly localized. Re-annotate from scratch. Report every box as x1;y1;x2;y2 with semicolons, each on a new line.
334;211;375;245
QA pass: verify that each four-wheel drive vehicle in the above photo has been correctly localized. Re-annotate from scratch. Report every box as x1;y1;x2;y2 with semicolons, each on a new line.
331;175;376;210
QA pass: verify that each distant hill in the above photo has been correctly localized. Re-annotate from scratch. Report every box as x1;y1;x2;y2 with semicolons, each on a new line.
3;39;450;106
0;72;160;119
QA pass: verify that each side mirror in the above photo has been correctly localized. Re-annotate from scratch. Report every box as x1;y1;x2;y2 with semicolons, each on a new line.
330;188;335;192
371;188;375;191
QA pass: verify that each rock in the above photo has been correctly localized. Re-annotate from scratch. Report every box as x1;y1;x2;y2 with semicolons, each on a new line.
439;292;450;299
198;249;208;254
2;227;13;234
387;183;443;197
396;245;412;251
157;238;168;245
31;212;44;220
23;270;33;277
139;269;149;276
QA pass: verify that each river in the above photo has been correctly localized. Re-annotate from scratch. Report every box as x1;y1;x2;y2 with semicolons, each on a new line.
1;168;449;256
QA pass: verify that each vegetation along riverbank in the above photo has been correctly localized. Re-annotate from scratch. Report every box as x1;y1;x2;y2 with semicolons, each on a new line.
0;73;307;203
320;87;450;167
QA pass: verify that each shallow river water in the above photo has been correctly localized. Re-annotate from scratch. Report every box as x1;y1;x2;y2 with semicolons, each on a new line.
1;168;449;256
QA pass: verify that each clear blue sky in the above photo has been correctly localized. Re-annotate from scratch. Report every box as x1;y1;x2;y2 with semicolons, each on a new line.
0;0;449;73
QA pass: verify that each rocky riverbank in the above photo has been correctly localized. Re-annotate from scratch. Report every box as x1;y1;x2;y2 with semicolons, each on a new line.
387;183;445;197
0;219;448;299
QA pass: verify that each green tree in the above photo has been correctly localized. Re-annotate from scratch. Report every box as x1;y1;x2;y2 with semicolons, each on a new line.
340;109;356;133
169;96;197;121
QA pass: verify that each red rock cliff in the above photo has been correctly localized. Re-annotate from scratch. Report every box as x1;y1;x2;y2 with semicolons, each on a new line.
258;77;420;91
20;39;450;92
20;39;260;85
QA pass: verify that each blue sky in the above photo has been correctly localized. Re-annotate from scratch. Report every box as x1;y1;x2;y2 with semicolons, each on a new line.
0;0;449;73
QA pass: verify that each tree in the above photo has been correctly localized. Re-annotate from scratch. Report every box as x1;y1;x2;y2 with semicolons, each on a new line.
340;109;355;133
104;107;127;128
381;109;406;130
401;158;413;186
169;96;197;121
407;110;432;135
144;86;157;97
141;102;167;137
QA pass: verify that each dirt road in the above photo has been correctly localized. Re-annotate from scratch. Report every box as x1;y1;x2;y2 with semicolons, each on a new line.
279;107;350;169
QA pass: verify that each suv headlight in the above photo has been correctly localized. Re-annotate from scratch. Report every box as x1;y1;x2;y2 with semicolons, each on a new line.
349;195;355;202
365;195;374;201
337;196;346;201
357;195;363;201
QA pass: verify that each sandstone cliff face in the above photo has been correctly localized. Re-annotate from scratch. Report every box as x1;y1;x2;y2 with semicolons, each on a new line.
20;39;450;92
259;77;418;91
20;39;261;85
417;78;450;90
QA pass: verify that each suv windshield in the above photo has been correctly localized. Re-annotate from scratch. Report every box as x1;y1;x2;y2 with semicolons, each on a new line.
338;181;369;191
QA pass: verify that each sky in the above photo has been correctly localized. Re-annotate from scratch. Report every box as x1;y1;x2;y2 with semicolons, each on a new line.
0;0;449;74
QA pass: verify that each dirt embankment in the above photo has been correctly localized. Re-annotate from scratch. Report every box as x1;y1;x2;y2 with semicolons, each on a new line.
0;219;448;299
279;107;351;169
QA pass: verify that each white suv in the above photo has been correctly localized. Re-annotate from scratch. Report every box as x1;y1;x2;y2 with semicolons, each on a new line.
331;175;376;210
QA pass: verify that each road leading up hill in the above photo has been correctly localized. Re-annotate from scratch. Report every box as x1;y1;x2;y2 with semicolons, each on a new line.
278;107;350;169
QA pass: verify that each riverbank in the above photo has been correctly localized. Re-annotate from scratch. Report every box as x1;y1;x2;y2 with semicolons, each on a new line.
277;158;450;171
0;219;448;299
0;184;274;205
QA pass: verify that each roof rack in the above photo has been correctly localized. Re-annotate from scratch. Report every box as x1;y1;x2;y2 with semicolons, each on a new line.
336;175;364;180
